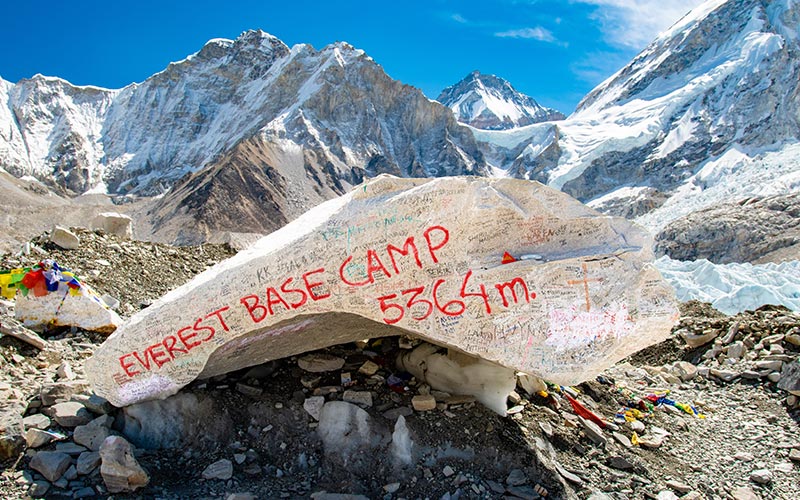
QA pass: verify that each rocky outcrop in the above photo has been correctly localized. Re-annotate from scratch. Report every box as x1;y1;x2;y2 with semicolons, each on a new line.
86;176;677;407
654;193;800;264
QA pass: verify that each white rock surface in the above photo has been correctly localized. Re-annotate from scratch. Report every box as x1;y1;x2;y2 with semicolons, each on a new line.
92;212;133;239
15;281;121;333
86;176;677;407
50;226;80;250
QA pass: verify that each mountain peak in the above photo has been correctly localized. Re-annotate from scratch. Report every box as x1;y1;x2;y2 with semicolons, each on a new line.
437;71;564;130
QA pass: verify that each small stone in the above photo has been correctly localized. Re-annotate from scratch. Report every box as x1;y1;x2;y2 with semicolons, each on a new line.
304;396;325;421
63;464;78;481
56;361;75;381
785;334;800;346
40;381;91;407
76;451;101;475
383;482;400;493
73;486;96;498
358;360;380;376
202;459;234;480
507;405;525;415
612;432;632;448
749;468;772;484
789;448;800;462
673;361;698;381
297;353;345;373
234;453;247;465
412;394;436;411
443;465;455;477
300;375;322;389
55;442;88;456
656;491;679;500
236;383;263;398
25;428;57;448
508;391;522;405
732;486;759;500
710;369;738;382
607;456;634;470
29;451;72;482
506;468;528;486
579;417;607;446
638;427;669;449
23;414;51;430
666;480;692;493
734;451;755;462
99;436;149;493
226;494;256;500
556;465;583;485
487;480;505;494
342;390;373;408
727;341;745;360
382;406;413;420
47;402;93;428
29;480;50;497
507;485;538;499
630;420;645;433
539;421;553;438
72;393;115;415
767;372;781;383
73;415;113;451
755;360;782;371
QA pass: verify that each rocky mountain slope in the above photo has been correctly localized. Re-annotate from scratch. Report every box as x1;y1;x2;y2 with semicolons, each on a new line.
655;193;800;264
437;71;564;130
476;0;800;235
1;31;489;243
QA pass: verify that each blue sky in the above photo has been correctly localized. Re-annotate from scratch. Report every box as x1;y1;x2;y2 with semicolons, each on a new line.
1;0;703;113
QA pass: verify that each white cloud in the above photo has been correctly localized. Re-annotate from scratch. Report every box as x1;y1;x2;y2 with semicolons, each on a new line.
451;13;468;24
495;26;557;42
574;0;706;48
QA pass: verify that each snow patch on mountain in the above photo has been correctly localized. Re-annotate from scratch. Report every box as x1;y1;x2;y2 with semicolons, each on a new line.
438;71;564;130
656;256;800;315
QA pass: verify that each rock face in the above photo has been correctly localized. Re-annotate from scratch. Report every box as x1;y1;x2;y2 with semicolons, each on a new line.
476;0;800;235
86;176;678;407
437;71;564;130
654;193;800;264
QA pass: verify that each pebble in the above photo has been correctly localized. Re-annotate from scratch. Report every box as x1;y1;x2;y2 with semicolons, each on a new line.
303;396;325;421
749;468;772;484
22;413;51;430
358;360;380;376
47;401;93;427
442;465;455;477
297;353;345;373
607;456;635;471
665;480;692;493
29;480;50;497
25;428;57;448
29;451;71;482
734;451;755;462
789;448;800;462
202;459;234;481
412;394;436;411
612;431;632;448
709;369;738;382
506;468;527;486
579;417;607;447
76;451;101;475
731;486;759;500
342;390;373;408
383;482;400;493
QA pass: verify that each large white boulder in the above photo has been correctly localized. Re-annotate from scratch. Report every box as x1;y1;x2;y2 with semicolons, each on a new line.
14;261;121;333
86;176;678;407
92;212;133;239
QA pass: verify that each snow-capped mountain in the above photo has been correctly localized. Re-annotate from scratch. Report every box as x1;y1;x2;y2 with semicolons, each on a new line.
437;71;564;130
477;0;800;233
1;30;487;199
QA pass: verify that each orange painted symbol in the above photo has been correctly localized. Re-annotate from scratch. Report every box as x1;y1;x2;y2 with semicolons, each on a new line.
566;262;603;311
501;252;517;264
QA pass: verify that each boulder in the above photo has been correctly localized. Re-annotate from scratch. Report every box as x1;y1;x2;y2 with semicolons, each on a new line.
50;226;80;250
14;261;121;333
86;176;678;407
99;436;149;493
92;212;133;239
29;451;72;482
